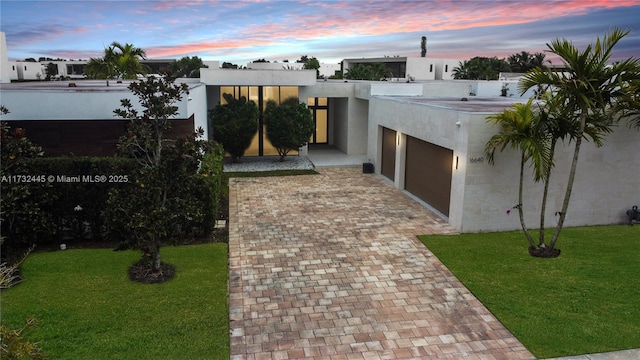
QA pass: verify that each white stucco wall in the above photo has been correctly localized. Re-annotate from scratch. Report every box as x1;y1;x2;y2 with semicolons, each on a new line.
368;96;640;233
186;83;208;139
347;98;369;155
201;68;317;86
406;58;436;80
433;59;460;80
0;80;198;122
0;32;11;84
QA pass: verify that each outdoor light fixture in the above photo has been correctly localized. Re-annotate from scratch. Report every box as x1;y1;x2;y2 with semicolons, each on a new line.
455;121;461;127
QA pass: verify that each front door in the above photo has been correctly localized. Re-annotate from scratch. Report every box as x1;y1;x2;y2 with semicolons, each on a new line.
308;97;328;144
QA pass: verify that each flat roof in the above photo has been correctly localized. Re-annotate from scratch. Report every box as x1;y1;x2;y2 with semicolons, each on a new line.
0;78;204;92
376;96;532;113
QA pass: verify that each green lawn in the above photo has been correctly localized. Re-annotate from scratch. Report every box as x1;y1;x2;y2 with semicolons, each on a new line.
419;225;640;359
1;243;229;360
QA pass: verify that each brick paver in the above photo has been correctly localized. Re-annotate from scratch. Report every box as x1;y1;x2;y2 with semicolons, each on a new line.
229;167;534;359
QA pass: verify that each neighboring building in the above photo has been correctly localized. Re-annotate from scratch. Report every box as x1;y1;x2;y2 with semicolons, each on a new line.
1;32;637;233
0;32;11;84
246;61;341;78
342;56;461;81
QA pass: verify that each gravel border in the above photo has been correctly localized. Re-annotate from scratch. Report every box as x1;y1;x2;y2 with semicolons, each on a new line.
223;155;315;172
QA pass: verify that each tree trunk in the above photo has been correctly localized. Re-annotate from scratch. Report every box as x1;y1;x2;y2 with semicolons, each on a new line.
550;116;585;250
518;153;536;248
152;241;162;272
538;138;557;247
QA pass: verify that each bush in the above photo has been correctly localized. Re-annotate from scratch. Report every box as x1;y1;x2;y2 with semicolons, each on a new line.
199;142;225;227
26;157;137;244
209;93;258;162
0;317;46;360
104;136;225;252
0;121;54;260
264;97;314;161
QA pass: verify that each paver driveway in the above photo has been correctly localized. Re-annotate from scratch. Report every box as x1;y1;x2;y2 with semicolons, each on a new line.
228;167;534;360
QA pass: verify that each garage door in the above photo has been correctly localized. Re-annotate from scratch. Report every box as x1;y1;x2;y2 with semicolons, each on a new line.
381;127;396;181
405;136;453;217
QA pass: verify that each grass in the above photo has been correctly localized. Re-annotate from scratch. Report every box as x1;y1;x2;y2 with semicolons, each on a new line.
418;225;640;359
0;243;229;360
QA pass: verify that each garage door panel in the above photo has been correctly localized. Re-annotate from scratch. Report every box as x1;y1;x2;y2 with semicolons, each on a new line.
405;136;452;217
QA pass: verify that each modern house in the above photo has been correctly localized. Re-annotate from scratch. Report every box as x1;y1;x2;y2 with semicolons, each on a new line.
342;56;459;81
1;32;637;233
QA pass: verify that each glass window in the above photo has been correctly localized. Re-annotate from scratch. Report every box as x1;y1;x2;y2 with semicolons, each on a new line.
279;86;298;102
220;86;234;104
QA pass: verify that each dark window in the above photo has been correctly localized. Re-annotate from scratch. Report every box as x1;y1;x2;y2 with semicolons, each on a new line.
429;64;433;72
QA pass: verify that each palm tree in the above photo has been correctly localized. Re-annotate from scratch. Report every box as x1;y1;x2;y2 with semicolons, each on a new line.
508;51;549;72
368;62;392;80
485;98;550;249
110;41;149;79
452;61;469;79
519;28;640;251
85;55;116;85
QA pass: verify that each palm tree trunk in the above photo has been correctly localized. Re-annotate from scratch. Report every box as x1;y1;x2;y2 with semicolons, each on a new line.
550;118;585;249
538;138;557;247
518;153;536;248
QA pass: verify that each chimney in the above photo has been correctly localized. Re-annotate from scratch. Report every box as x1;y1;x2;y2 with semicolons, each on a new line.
421;36;427;57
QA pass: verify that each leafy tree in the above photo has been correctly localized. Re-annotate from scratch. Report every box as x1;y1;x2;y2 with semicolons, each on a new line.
302;56;321;78
169;56;208;78
485;99;551;250
518;28;640;254
43;62;58;80
264;97;313;161
110;76;208;278
507;51;549;72
209;93;258;162
452;56;510;80
222;62;239;69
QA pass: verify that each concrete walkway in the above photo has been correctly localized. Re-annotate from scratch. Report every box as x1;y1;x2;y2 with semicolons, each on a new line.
228;167;534;359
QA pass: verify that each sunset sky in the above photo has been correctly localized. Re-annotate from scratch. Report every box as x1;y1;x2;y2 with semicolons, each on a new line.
2;0;640;66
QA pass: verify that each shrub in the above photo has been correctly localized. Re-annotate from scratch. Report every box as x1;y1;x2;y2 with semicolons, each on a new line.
199;142;225;228
264;97;314;161
0;120;55;260
209;93;258;162
0;317;46;360
25;157;137;244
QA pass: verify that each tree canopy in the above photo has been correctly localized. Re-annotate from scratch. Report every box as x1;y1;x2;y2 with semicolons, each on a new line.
264;97;314;161
209;94;258;162
486;28;640;257
507;51;549;73
452;57;510;80
344;63;392;81
85;41;149;82
169;56;208;78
